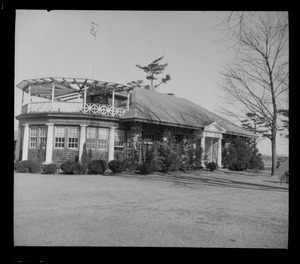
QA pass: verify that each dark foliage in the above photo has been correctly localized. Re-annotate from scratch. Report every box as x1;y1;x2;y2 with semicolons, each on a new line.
42;163;57;174
206;162;217;171
108;160;123;173
60;160;83;174
88;159;107;174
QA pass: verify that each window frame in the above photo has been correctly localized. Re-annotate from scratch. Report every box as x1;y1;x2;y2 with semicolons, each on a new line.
29;126;47;149
114;129;125;148
85;127;109;151
54;126;80;150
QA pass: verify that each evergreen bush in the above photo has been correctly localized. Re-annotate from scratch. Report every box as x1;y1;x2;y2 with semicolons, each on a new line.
42;163;57;174
157;141;181;172
222;137;253;171
249;148;265;170
108;160;123;173
206;162;217;171
60;160;83;174
88;159;107;174
14;161;28;173
81;143;90;174
138;142;161;174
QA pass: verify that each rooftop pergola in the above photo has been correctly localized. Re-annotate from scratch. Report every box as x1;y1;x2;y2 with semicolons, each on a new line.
17;77;133;116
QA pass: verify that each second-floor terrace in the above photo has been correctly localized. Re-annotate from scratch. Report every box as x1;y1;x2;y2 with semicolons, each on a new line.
17;77;133;117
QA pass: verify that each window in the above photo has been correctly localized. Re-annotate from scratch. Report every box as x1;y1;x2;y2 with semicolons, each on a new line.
86;127;96;149
54;126;79;149
98;128;109;150
29;126;47;148
39;126;47;147
68;127;79;148
114;130;125;147
54;126;65;148
30;126;38;148
143;133;154;142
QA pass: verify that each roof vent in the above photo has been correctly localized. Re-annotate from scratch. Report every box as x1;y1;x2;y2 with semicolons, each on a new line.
167;93;175;96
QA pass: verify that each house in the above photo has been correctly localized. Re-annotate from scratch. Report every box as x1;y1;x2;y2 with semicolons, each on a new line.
15;77;257;166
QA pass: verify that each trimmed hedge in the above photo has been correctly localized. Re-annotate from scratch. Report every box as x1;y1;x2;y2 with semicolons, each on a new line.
60;160;83;174
14;160;42;173
108;160;123;173
88;159;107;174
42;163;57;174
206;162;217;171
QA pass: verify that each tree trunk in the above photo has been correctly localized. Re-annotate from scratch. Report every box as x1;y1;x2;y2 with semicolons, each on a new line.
270;136;277;176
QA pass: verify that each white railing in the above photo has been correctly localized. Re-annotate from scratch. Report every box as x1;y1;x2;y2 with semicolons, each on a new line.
21;102;128;117
82;103;127;117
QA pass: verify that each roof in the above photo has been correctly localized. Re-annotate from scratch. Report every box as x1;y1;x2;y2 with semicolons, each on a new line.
17;77;131;101
121;87;257;138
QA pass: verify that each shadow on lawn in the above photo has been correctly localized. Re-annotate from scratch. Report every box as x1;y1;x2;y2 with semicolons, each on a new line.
123;170;288;192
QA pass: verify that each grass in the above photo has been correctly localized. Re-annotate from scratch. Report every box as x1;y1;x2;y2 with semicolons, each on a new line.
14;168;288;248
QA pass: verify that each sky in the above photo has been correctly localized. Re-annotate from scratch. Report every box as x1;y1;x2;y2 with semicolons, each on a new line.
14;10;289;156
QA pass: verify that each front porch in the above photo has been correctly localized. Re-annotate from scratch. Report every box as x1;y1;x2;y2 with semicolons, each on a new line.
21;101;128;117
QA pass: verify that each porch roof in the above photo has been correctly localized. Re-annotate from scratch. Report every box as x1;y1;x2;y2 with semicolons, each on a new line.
121;87;257;138
17;77;131;101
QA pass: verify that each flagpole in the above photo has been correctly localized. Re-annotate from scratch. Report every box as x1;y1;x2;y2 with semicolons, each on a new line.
93;30;98;80
90;22;98;80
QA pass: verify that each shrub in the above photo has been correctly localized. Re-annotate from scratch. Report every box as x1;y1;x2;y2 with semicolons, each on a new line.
206;162;217;171
81;143;91;174
88;159;107;174
157;141;181;173
16;160;41;173
249;149;265;170
222;137;253;171
60;160;83;174
14;161;28;173
108;160;123;173
42;163;57;174
138;143;161;174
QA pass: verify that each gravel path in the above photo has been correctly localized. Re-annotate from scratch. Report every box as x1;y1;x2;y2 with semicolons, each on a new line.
14;169;288;247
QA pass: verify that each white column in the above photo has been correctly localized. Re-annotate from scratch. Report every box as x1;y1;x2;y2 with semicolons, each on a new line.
108;127;115;161
21;124;29;160
83;86;87;112
201;136;206;167
51;84;55;112
217;138;222;167
78;124;87;162
126;91;130;110
45;123;54;164
206;137;213;163
112;90;115;116
15;124;22;161
27;85;31;113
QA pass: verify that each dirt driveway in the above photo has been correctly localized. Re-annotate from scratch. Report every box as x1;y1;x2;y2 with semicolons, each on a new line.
14;169;288;248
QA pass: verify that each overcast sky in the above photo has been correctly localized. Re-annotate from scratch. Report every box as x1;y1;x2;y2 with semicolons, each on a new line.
14;10;288;155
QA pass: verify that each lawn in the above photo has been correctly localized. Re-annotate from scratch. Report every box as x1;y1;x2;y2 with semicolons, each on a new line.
14;168;288;248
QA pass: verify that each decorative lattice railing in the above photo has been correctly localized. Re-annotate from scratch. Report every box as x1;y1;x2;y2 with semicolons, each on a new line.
21;102;127;117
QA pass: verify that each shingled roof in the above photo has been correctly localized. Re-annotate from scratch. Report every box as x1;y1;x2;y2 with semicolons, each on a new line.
121;87;256;138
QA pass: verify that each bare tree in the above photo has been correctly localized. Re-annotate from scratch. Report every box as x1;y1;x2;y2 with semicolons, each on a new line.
217;12;289;176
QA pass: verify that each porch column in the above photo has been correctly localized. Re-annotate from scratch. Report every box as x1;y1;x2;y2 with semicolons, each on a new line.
126;91;130;110
206;137;213;163
15;124;22;161
108;127;115;161
83;86;87;113
51;84;55;112
217;138;222;167
45;123;54;164
200;136;206;167
78;124;87;162
27;85;31;113
21;124;29;160
112;90;115;116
